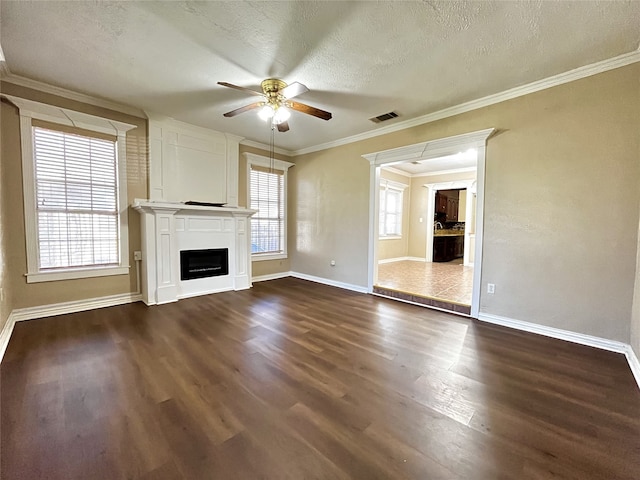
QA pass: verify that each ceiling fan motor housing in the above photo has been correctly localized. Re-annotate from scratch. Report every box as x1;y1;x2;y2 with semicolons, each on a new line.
261;78;287;109
261;78;287;94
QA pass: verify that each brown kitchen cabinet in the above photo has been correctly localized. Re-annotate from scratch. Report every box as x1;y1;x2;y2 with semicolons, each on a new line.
446;197;458;222
436;189;459;222
435;192;448;215
433;235;464;262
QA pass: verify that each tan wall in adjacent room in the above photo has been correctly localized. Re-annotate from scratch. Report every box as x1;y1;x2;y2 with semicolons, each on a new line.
291;63;640;343
0;82;148;310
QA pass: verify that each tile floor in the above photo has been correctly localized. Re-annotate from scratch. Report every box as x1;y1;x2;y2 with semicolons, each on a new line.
376;259;474;305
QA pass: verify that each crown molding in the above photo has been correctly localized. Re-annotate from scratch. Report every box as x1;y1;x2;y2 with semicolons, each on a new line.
146;111;241;141
240;139;293;157
1;73;147;118
293;49;640;157
3;48;637;157
2;94;137;135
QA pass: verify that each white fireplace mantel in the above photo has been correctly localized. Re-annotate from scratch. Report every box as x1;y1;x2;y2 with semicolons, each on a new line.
132;199;256;305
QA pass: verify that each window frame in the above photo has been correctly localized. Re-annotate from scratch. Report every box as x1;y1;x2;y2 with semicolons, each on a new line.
3;94;136;283
379;179;407;240
244;152;294;262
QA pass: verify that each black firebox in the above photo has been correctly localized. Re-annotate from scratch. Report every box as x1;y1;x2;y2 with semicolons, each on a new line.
180;248;229;281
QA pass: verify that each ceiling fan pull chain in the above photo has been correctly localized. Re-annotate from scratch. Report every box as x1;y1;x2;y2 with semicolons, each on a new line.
270;123;275;174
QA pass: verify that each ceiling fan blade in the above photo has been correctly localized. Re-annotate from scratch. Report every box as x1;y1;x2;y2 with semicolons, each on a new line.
277;121;290;133
281;81;309;99
223;102;264;117
288;101;332;121
217;82;265;97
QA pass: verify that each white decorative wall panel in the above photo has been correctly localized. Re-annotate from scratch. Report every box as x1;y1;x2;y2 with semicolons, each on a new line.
147;117;243;206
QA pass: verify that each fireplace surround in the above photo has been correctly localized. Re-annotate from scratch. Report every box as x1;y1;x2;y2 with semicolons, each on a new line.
133;199;256;305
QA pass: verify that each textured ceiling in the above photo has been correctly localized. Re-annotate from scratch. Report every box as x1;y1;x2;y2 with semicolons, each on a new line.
1;1;639;152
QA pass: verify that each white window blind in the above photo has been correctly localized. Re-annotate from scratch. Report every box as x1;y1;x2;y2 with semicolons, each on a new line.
33;126;120;270
380;184;403;237
250;165;284;255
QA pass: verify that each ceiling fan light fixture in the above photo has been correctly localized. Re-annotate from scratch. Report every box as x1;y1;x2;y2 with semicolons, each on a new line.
273;106;291;125
258;104;275;121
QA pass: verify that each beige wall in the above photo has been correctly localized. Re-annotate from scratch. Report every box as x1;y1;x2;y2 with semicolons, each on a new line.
0;82;148;309
377;168;410;261
239;144;294;278
291;142;370;286
0;91;14;333
292;63;640;343
407;171;476;258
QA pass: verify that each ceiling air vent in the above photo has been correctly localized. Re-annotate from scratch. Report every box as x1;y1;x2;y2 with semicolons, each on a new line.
369;111;399;123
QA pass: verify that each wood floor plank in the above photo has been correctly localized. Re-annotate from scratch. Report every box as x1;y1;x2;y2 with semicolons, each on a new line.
2;277;639;479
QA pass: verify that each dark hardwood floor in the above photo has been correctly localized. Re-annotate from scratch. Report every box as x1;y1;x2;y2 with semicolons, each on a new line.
2;278;639;479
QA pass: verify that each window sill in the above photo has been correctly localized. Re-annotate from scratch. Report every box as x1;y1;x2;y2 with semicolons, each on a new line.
26;265;130;283
252;253;287;262
379;235;402;241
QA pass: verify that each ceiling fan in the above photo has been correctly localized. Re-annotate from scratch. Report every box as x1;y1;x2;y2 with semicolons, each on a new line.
218;78;332;132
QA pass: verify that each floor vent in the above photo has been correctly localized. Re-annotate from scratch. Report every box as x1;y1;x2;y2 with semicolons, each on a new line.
369;111;399;123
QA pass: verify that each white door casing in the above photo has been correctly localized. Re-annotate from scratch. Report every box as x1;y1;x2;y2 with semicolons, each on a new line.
363;128;495;318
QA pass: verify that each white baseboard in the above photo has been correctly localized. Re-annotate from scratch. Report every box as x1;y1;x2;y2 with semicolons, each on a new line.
252;271;292;283
478;312;639;390
253;270;368;294
1;292;141;364
10;292;143;323
378;256;408;264
289;271;368;294
0;312;17;363
625;345;640;390
477;313;628;353
378;256;426;264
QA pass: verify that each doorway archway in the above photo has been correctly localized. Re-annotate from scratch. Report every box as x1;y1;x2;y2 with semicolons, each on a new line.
363;128;494;318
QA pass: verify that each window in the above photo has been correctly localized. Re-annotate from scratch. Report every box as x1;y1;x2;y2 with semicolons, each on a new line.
3;94;136;283
244;153;294;261
34;126;119;270
250;166;284;255
379;180;407;238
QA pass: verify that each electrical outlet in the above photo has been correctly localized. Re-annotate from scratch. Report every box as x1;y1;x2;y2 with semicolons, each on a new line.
487;283;495;294
134;251;142;261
